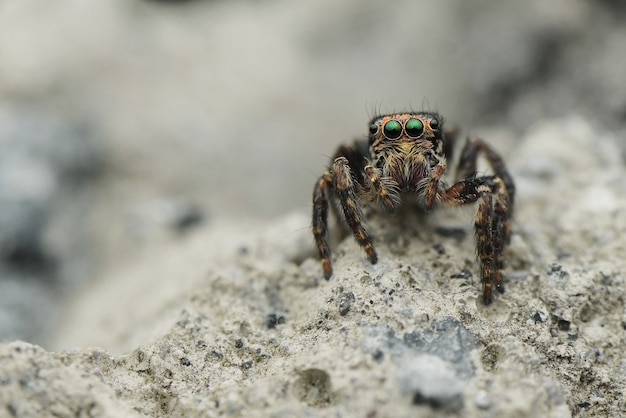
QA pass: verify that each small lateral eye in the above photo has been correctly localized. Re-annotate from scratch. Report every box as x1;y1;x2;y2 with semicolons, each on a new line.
369;123;379;135
429;118;439;130
405;118;424;137
383;120;402;139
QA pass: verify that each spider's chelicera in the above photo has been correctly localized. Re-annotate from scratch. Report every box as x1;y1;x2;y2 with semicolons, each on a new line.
312;112;515;304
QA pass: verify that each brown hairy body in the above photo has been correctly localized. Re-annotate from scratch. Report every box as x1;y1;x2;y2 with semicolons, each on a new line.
312;111;515;304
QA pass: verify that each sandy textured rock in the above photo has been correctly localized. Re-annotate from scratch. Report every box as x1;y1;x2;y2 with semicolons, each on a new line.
2;0;626;354
1;1;626;417
2;117;625;417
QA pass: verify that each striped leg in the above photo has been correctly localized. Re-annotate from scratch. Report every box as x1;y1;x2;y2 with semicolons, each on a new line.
450;137;515;303
332;157;378;265
312;171;333;279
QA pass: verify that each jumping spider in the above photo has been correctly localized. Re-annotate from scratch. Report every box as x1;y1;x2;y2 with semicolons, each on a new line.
312;112;515;304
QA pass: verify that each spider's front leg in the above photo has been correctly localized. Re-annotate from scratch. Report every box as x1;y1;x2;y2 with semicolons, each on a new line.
332;156;378;265
473;176;510;304
429;137;514;304
312;155;378;280
457;136;515;218
434;175;507;304
452;137;515;303
458;138;515;299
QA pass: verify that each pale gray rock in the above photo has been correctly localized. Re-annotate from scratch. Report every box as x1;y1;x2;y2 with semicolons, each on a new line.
0;0;626;417
396;354;464;411
0;116;623;417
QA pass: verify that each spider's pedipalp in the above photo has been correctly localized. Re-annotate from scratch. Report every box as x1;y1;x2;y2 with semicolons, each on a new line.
363;164;401;213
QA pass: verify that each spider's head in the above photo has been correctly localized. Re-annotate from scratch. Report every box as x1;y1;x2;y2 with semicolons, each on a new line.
368;112;444;156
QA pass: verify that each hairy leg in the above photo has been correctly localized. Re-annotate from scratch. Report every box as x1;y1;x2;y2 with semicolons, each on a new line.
332;156;378;265
313;140;376;279
312;171;333;279
457;136;515;213
452;137;515;303
491;177;510;292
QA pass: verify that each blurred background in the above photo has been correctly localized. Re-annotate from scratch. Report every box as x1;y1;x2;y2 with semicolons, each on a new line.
0;0;624;347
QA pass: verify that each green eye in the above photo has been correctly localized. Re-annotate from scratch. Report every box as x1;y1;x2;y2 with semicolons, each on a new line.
405;118;424;137
369;123;379;135
383;120;402;139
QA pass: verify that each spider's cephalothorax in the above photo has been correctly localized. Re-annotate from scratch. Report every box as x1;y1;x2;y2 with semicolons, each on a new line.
312;111;515;304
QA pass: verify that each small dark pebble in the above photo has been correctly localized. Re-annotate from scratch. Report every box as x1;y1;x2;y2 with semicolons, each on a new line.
372;349;384;362
548;264;569;279
235;339;244;349
578;401;591;408
533;311;548;323
180;357;191;366
337;291;356;316
557;319;571;331
413;393;445;409
433;244;445;255
266;313;286;329
241;361;253;369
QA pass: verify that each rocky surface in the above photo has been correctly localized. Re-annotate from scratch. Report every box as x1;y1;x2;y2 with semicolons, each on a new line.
1;0;626;417
1;0;626;348
2;117;625;417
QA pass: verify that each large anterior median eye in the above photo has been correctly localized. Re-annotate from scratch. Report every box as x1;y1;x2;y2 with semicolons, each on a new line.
383;120;402;139
405;118;424;137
